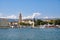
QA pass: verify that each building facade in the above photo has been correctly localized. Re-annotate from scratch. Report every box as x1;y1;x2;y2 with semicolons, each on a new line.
0;18;9;27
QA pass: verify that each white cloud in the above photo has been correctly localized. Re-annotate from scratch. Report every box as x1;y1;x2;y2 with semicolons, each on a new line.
32;12;41;18
23;12;41;19
22;16;32;19
0;12;57;19
0;13;17;19
43;16;56;19
44;16;49;19
6;15;17;19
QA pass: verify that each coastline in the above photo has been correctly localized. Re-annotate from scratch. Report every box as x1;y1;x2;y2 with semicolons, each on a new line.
0;26;60;28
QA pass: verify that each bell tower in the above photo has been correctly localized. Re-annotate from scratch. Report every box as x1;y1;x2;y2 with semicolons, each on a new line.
19;13;22;23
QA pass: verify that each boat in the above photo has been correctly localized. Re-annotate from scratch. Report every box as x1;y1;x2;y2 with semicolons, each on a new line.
10;26;14;28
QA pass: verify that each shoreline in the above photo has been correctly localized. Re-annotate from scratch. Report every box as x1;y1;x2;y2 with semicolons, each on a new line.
0;26;60;29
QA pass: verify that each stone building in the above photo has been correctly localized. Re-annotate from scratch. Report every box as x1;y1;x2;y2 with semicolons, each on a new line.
19;13;22;23
0;18;9;27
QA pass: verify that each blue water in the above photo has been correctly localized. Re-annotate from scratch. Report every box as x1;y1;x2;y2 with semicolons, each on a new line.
0;28;60;40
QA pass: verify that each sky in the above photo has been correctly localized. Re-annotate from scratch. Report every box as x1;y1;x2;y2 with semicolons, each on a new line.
0;0;60;19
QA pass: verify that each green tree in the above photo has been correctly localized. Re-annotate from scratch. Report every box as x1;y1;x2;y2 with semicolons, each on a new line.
34;19;44;26
19;22;30;26
55;19;60;25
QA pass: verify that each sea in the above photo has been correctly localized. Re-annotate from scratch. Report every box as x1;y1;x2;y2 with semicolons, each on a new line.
0;28;60;40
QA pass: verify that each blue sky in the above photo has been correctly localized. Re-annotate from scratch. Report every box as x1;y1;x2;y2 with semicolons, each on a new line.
0;0;60;19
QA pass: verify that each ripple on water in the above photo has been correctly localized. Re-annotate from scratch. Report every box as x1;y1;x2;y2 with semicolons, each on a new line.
0;28;60;40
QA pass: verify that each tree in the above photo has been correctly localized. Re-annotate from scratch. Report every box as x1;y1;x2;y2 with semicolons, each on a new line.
55;19;60;25
35;19;44;25
19;22;30;26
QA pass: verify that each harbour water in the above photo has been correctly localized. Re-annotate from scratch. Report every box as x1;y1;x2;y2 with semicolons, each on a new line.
0;27;60;40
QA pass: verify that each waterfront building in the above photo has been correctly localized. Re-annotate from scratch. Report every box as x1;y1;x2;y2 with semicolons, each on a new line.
0;18;9;27
8;21;18;28
22;19;34;27
8;19;18;28
22;19;33;24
